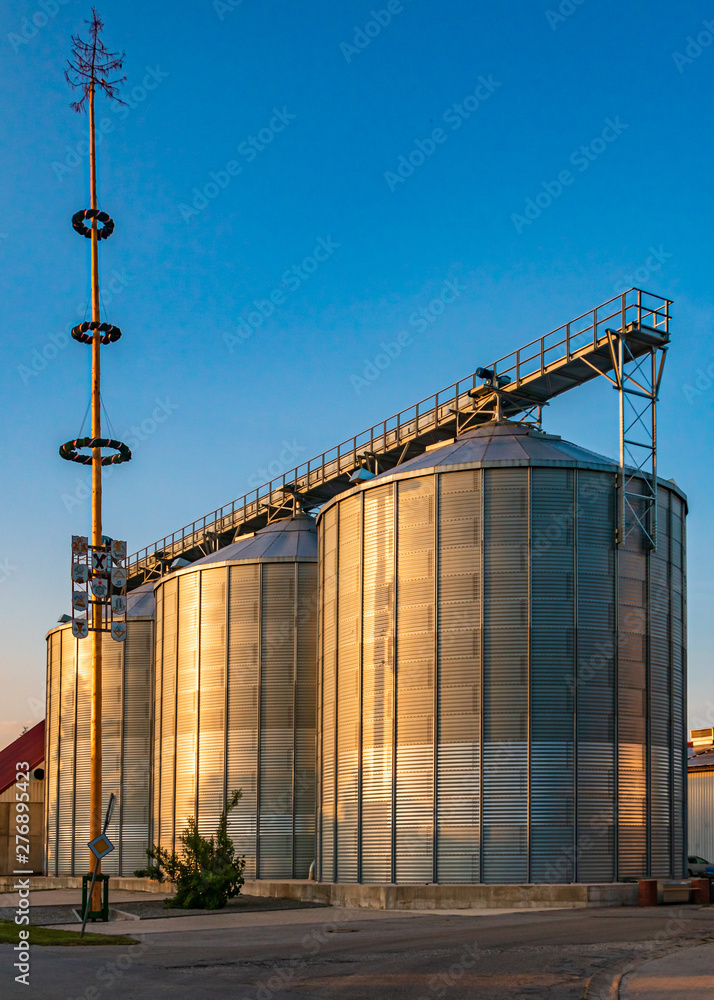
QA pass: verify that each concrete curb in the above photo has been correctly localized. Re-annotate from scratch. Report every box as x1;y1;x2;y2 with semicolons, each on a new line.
584;968;628;999
616;942;714;999
65;906;139;923
583;938;713;1000
0;875;171;894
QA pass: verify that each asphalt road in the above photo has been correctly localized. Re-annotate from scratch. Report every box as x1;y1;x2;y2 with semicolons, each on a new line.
3;904;714;1000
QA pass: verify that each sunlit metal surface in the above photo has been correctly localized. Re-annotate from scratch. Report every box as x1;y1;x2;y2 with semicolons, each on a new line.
44;583;154;876
152;515;318;879
317;423;686;884
126;289;671;591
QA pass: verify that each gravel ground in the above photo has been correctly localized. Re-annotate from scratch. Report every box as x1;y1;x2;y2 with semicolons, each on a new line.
114;894;329;920
0;906;82;926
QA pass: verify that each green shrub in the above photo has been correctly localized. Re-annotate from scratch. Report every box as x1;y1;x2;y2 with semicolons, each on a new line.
135;789;245;910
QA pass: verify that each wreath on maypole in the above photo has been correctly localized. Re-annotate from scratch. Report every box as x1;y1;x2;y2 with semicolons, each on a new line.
59;437;132;466
71;321;122;344
72;208;115;240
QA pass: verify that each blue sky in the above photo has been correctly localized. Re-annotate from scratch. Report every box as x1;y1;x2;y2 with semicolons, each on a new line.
0;0;712;746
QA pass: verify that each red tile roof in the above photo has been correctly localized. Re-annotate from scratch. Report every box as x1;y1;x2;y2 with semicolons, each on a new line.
0;720;45;796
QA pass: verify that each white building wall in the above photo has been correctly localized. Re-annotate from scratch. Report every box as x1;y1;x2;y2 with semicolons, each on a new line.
688;770;714;863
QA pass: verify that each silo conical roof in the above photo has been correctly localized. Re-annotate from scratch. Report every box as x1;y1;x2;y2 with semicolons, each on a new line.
377;420;619;477
185;512;317;568
126;580;156;617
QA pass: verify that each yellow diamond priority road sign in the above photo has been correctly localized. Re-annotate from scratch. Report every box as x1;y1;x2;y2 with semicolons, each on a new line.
88;833;114;861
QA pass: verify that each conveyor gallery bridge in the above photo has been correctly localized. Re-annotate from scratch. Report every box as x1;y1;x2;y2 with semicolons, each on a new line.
127;287;670;590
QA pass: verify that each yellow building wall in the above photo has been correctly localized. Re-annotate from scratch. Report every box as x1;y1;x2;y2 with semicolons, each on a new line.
0;776;45;875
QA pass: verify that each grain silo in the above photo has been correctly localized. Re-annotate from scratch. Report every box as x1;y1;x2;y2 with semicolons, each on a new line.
317;420;686;885
152;513;317;879
44;582;154;876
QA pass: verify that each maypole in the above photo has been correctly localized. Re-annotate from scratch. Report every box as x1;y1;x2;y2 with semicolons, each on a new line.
59;9;131;918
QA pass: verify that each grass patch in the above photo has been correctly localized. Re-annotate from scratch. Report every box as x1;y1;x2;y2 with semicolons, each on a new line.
0;920;138;947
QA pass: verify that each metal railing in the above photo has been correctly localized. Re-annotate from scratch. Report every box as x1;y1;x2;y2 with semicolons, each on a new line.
489;286;669;387
127;288;671;582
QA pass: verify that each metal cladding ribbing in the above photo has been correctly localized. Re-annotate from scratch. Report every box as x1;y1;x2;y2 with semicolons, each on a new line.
152;514;318;879
44;583;155;877
316;421;687;885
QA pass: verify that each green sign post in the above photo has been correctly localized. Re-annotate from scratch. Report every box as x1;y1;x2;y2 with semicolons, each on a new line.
80;792;116;935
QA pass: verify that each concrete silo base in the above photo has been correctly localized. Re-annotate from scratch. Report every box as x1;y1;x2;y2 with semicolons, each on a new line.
241;880;639;910
5;875;639;908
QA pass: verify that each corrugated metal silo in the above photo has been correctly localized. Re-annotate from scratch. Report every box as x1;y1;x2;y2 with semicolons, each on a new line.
44;583;154;876
152;514;317;879
317;421;687;884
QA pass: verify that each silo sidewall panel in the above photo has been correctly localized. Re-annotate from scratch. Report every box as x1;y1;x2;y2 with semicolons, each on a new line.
260;563;296;879
395;476;435;884
437;469;482;884
319;508;338;881
317;443;686;886
47;619;154;877
175;574;199;847
197;569;228;839
481;468;528;884
154;529;318;882
227;563;260;878
575;470;616;882
122;619;153;874
360;487;394;883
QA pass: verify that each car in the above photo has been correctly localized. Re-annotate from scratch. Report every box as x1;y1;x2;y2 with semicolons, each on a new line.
688;854;711;875
703;864;714;879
